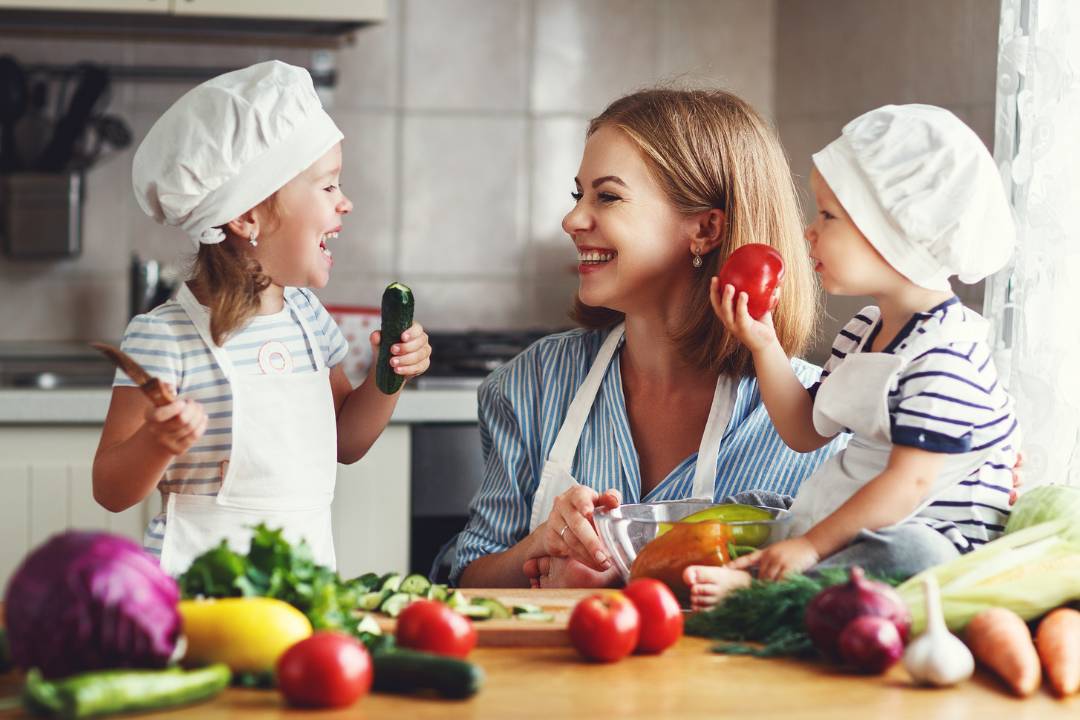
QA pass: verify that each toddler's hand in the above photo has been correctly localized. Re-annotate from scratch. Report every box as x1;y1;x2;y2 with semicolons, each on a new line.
729;537;819;581
371;321;431;383
710;278;779;354
144;391;207;456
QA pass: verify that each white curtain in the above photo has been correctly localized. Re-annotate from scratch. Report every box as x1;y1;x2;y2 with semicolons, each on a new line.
985;0;1080;485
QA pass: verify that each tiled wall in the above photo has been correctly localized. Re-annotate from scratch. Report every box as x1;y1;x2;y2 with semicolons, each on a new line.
777;0;1001;362
0;0;776;341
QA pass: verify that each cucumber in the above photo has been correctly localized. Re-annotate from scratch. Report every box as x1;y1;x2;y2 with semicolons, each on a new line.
426;584;449;602
375;282;414;394
379;573;403;593
359;590;389;611
371;649;483;699
456;604;493;620
470;597;512;620
515;611;555;622
511;603;543;615
399;573;431;596
381;592;414;618
356;614;383;636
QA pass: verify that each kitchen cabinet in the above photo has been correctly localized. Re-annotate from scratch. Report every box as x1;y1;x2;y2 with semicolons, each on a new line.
0;424;409;589
0;0;167;11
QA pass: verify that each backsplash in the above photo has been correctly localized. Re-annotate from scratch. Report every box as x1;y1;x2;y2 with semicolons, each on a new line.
0;0;999;366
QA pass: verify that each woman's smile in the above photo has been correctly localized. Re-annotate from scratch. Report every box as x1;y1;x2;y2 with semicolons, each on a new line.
578;246;617;274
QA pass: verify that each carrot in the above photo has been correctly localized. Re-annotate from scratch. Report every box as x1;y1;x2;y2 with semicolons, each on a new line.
965;607;1041;697
1036;607;1080;697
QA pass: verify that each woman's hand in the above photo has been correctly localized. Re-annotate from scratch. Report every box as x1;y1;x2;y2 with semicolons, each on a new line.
144;389;207;456
522;555;622;589
710;278;780;354
371;321;431;383
728;536;820;581
537;485;622;571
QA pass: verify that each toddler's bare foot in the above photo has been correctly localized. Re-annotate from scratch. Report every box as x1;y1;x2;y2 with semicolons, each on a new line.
684;565;752;612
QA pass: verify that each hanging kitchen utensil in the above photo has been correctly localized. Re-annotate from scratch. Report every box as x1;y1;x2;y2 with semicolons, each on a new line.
36;62;110;172
90;341;176;407
0;55;28;173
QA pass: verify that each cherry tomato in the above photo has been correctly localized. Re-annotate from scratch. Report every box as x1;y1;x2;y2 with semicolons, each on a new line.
621;578;684;654
276;631;372;709
396;599;478;658
568;592;641;663
715;243;785;319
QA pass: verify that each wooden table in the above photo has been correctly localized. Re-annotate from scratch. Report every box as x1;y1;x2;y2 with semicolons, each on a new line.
3;634;1079;720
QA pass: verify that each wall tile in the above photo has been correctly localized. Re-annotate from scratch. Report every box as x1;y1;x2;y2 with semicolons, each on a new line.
0;272;127;342
659;0;775;118
901;0;977;107
403;0;529;111
532;0;657;115
529;272;579;329
776;115;845;219
399;277;532;331
970;0;1002;106
328;111;396;276
529;116;588;273
335;0;401;110
399;115;527;276
319;272;395;310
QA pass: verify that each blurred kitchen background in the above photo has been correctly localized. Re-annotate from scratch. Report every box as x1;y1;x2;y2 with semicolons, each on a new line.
0;0;999;354
0;0;1005;584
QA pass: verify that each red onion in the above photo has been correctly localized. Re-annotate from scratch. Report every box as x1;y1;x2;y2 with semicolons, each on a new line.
838;616;904;674
804;566;911;662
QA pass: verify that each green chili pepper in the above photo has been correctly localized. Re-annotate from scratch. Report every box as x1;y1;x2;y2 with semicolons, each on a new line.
23;664;231;719
726;542;758;560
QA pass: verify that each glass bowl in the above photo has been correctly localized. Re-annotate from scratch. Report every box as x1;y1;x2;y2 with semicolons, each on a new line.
595;500;791;603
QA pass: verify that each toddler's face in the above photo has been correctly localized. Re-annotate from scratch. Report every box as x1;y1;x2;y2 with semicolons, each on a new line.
805;167;898;296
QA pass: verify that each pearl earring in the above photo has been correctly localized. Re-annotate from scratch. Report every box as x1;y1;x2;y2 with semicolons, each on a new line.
249;230;258;248
692;249;703;268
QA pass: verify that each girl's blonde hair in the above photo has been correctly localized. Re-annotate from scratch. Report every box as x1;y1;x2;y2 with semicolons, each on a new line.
570;88;819;377
189;194;282;346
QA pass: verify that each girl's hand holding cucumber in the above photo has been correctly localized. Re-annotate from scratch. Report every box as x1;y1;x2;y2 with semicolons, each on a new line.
374;283;430;394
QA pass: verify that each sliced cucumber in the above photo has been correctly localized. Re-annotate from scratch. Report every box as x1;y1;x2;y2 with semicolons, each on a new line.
456;604;494;620
379;573;403;593
399;573;431;596
426;584;449;602
515;612;555;622
470;597;512;620
359;590;389;611
445;590;468;610
511;603;543;615
382;592;414;618
355;572;382;591
356;614;383;636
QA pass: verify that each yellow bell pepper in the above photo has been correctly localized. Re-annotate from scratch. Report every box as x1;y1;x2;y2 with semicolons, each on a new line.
178;597;312;673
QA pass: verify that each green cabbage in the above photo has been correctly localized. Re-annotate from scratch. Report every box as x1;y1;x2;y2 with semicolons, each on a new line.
1005;485;1080;534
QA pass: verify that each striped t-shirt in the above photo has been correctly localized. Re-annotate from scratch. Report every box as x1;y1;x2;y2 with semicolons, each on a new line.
113;286;348;557
450;327;846;583
810;297;1018;551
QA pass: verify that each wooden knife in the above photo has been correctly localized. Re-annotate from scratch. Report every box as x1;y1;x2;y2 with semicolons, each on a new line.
90;342;176;407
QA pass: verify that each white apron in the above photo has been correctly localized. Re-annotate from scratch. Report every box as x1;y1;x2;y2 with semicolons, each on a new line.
527;323;738;532
782;315;995;539
160;285;338;576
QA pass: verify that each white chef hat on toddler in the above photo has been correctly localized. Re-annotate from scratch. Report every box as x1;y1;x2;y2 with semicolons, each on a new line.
132;60;343;248
812;104;1014;292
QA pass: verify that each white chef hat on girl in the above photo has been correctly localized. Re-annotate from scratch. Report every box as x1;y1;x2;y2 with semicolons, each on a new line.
132;60;343;248
812;104;1014;291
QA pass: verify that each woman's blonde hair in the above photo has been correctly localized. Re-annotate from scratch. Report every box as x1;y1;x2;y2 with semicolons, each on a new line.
189;194;283;346
570;88;819;378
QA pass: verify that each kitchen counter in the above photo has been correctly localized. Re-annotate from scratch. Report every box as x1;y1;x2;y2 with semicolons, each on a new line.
0;387;479;425
1;634;1075;719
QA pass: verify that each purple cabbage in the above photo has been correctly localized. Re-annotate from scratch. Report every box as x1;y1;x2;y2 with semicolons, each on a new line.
3;530;181;679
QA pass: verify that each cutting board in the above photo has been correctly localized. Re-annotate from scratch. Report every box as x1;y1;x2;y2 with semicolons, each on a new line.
370;589;594;647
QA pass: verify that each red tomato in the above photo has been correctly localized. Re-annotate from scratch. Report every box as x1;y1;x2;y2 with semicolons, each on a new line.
276;631;372;709
568;592;641;663
396;599;478;658
621;578;684;654
715;243;785;319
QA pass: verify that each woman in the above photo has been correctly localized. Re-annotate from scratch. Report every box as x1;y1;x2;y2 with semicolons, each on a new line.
452;88;841;588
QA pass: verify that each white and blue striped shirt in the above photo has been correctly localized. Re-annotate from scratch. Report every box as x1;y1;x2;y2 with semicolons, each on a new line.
811;297;1018;551
450;327;844;582
113;287;348;557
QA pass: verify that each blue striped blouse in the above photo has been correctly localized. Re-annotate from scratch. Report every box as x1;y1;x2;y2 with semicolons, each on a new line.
450;327;845;583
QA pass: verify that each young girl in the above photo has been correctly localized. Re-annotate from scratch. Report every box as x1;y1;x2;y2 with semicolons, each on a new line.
687;104;1019;609
92;61;431;576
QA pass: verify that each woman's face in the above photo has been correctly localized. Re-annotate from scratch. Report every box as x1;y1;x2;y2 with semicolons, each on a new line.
562;125;697;315
255;143;353;290
805;167;898;296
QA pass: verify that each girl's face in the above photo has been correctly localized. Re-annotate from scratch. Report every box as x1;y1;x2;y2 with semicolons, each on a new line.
255;143;353;289
805;167;899;296
561;125;699;315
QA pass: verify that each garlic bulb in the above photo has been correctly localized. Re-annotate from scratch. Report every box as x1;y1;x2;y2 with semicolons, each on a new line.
902;574;975;687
